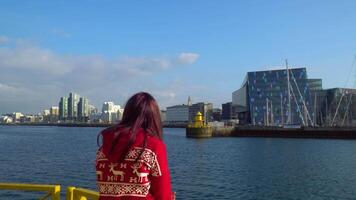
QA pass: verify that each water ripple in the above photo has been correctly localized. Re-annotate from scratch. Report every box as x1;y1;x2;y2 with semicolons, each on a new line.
1;126;356;199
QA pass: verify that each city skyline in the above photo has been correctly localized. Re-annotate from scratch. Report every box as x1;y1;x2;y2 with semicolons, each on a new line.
1;1;356;114
0;91;202;115
2;67;356;128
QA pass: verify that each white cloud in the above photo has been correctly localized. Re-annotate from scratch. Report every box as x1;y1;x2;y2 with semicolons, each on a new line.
0;35;10;44
114;56;172;76
0;46;73;74
0;43;199;77
0;83;14;91
0;36;201;113
177;52;200;64
0;83;37;95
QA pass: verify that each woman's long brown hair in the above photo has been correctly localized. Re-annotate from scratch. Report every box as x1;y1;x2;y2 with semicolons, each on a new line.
98;92;162;162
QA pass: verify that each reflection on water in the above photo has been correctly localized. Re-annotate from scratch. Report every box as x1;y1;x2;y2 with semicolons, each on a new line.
1;126;356;200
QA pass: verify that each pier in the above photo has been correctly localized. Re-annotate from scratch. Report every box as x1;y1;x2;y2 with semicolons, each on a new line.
212;126;356;139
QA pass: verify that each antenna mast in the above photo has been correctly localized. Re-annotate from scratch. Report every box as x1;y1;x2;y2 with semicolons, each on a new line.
286;59;292;125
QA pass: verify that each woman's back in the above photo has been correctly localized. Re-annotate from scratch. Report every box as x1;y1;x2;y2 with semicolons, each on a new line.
96;126;172;200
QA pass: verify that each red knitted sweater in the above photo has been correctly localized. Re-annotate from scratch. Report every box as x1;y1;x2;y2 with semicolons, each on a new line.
96;127;173;200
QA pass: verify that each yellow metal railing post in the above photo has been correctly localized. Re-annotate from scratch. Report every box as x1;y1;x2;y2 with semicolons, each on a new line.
0;183;60;200
66;186;99;200
66;186;76;200
0;183;98;200
52;185;61;200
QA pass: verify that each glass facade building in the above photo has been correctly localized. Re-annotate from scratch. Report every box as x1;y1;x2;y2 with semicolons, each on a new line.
59;97;68;120
68;92;80;120
78;97;89;122
236;68;317;126
316;88;356;126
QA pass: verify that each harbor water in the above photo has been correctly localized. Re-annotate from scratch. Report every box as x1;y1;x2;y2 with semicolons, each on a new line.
1;126;356;199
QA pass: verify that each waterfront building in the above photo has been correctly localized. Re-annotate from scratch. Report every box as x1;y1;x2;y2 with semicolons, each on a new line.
43;109;50;116
102;102;114;113
50;106;59;123
50;106;59;116
59;97;68;121
68;92;80;120
34;114;44;123
11;112;24;123
21;115;36;123
41;109;50;123
117;107;124;121
307;79;323;125
78;97;89;122
88;105;98;115
89;113;102;123
221;102;233;120
160;110;167;122
212;108;222;121
188;102;213;123
0;115;13;123
166;105;189;125
233;68;319;126
101;102;123;123
316;88;356;127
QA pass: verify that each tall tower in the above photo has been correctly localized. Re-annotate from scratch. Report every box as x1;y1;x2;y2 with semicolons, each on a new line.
78;97;89;121
188;96;192;106
68;92;80;120
59;97;68;121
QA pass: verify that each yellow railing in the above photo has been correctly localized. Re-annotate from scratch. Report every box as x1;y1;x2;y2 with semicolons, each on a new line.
0;183;60;200
66;186;99;200
0;183;99;200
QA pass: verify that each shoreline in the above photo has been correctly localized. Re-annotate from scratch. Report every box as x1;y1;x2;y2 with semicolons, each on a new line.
3;123;356;139
211;126;356;139
0;123;186;128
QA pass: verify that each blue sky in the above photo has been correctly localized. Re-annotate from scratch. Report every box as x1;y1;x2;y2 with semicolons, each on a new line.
0;0;356;113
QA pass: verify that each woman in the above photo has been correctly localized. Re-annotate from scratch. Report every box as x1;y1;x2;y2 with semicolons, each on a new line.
96;92;174;200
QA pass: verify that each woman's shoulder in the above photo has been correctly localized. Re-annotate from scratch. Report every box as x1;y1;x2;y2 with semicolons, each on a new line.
101;124;120;135
138;129;166;150
100;125;128;140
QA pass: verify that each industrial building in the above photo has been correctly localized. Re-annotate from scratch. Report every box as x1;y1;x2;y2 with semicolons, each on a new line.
166;104;189;125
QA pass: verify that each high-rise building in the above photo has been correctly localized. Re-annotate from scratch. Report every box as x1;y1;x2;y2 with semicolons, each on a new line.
68;92;80;120
88;105;98;115
50;106;59;123
59;97;68;121
78;97;89;122
102;102;114;114
101;102;123;123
